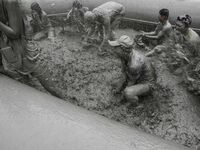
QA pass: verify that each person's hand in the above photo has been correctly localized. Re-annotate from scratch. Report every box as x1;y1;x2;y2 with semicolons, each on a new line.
98;46;102;52
139;30;145;36
175;44;183;50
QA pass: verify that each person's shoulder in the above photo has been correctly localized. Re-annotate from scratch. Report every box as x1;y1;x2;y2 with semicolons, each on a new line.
164;21;172;29
42;10;47;16
189;28;200;42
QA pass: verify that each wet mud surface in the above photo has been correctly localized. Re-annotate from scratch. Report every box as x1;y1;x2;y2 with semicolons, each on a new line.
24;29;200;149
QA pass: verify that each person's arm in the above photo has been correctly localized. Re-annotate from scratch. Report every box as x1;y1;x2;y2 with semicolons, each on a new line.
84;23;95;42
145;27;168;40
141;23;161;36
67;8;73;20
0;0;22;39
142;31;156;36
99;16;110;50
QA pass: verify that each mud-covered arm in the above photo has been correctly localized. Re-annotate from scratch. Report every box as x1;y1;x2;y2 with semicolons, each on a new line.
120;6;125;16
142;31;156;36
42;12;52;28
84;23;95;41
142;24;161;36
0;0;22;39
99;16;110;49
145;27;168;40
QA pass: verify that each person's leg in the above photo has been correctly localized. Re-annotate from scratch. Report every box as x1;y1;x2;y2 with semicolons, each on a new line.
124;83;150;103
145;45;166;57
33;30;48;41
33;69;64;99
23;41;64;99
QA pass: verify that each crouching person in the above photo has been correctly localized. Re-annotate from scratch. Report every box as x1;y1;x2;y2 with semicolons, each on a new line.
109;35;155;105
30;2;54;41
0;0;63;98
67;0;89;33
84;1;125;51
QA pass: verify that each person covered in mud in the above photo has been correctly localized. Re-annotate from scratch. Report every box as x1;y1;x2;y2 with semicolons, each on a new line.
30;2;54;41
0;0;63;98
108;35;155;105
84;1;125;51
67;0;89;33
174;14;200;94
137;8;172;57
175;14;200;57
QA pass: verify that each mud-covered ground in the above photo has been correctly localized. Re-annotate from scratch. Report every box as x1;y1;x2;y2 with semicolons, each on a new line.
24;28;200;149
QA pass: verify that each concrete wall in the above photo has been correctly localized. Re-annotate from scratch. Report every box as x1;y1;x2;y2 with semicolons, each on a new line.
19;0;200;28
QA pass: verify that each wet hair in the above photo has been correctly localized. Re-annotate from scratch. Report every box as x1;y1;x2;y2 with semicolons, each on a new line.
159;8;169;18
176;14;192;27
72;0;82;9
31;2;41;10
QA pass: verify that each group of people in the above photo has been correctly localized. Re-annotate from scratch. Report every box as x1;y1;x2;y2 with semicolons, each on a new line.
0;0;199;107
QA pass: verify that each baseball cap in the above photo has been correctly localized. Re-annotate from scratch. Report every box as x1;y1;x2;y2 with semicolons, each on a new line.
108;35;133;48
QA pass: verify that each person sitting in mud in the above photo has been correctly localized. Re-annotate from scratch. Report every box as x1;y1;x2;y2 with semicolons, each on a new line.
84;1;125;51
0;0;63;98
137;8;172;57
108;35;155;105
174;14;200;94
30;2;54;41
67;0;89;33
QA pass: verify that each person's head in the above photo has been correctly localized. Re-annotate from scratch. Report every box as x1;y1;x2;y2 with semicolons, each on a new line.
158;8;169;22
31;2;41;13
84;11;96;26
72;0;82;10
175;14;192;33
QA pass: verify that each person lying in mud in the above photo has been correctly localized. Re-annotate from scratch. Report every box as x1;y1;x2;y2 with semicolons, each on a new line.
30;2;54;41
67;0;89;33
137;8;172;57
109;35;155;105
0;0;63;98
84;1;125;51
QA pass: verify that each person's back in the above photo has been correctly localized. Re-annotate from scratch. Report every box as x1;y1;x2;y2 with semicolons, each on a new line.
128;50;155;84
93;1;124;18
185;28;200;44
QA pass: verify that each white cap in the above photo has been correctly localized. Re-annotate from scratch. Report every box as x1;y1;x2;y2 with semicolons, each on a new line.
108;35;133;48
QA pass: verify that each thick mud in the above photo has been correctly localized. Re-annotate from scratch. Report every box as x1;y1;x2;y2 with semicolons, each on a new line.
24;29;200;149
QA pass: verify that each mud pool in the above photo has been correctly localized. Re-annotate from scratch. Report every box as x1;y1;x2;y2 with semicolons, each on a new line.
23;29;200;149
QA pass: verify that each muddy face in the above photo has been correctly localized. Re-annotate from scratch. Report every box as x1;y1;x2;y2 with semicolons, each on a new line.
158;15;167;23
175;21;188;33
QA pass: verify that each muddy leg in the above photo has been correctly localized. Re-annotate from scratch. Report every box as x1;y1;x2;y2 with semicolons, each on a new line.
33;69;64;99
124;83;150;103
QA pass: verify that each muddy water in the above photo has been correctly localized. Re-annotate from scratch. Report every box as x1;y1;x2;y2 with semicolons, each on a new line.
24;29;200;149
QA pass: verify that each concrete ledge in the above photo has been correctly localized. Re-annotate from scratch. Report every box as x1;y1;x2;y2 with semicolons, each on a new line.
0;75;192;150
